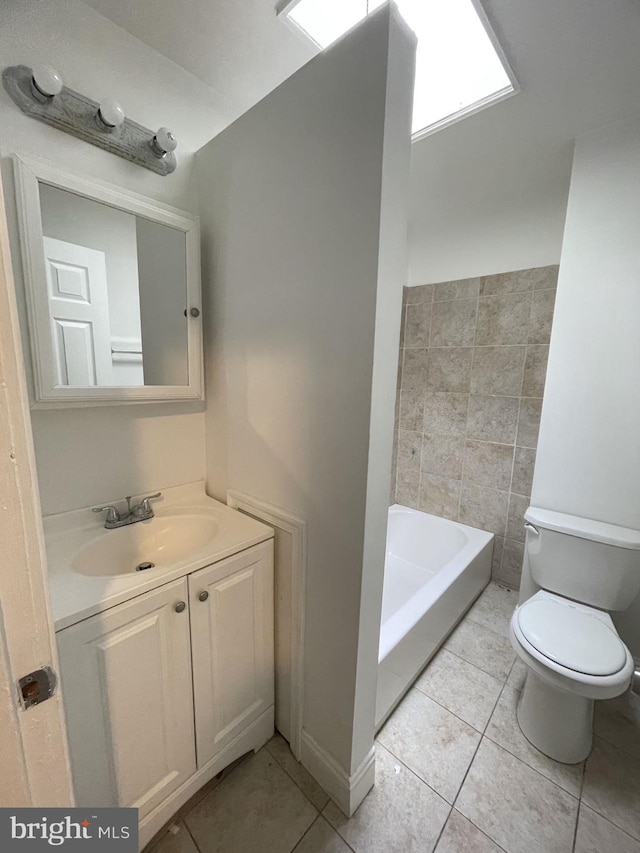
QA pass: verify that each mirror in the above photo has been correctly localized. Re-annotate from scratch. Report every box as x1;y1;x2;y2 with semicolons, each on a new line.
13;156;202;405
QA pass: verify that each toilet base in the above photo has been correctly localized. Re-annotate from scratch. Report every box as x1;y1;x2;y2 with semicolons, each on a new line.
516;670;593;764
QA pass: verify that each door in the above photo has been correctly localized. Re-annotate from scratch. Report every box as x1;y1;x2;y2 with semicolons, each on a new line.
56;578;196;818
0;169;73;806
43;236;114;385
189;542;274;768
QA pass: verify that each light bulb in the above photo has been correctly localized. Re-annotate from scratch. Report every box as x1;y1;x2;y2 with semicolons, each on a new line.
32;65;63;98
152;127;178;156
98;98;125;129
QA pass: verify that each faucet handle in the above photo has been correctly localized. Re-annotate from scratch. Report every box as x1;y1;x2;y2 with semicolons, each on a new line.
92;505;120;524
138;492;162;514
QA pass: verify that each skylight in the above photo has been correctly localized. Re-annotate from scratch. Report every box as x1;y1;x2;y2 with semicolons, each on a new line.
279;0;518;140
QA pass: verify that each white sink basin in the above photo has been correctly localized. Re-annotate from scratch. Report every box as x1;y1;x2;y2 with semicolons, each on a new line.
71;510;220;577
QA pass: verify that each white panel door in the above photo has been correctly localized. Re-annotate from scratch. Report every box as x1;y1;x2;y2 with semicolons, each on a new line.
189;542;274;768
56;578;196;817
43;236;113;386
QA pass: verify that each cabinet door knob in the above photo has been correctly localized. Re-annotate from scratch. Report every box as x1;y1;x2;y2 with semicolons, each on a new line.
198;591;209;602
175;601;187;613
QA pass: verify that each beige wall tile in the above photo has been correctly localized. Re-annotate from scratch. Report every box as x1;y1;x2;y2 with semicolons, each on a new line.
495;538;525;588
491;535;504;577
475;293;532;346
423;391;469;436
433;277;480;301
426;347;473;392
405;283;434;304
401;348;429;391
480;265;558;296
512;446;536;495
430;298;477;347
419;474;461;520
528;289;556;344
405;302;431;348
522;345;549;396
467;395;519;443
422;434;464;479
464;441;515;490
471;346;526;395
398;389;424;431
396;468;420;509
397;429;422;470
517;397;543;448
459;483;509;536
506;493;530;542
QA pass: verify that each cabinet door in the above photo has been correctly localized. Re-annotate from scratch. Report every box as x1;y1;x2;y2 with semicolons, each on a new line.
189;541;274;767
56;578;196;817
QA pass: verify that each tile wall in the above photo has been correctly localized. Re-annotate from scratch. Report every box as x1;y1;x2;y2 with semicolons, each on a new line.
391;266;559;588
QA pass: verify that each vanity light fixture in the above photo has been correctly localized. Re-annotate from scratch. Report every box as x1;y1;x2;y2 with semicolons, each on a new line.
31;65;63;100
97;98;126;131
2;64;178;176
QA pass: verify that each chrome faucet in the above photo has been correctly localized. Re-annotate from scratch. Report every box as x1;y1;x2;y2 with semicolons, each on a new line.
92;493;162;529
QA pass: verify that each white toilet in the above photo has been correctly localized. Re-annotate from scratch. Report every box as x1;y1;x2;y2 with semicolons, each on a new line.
509;507;640;764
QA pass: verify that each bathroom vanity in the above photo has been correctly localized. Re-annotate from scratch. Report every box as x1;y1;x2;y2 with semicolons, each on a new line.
46;482;274;848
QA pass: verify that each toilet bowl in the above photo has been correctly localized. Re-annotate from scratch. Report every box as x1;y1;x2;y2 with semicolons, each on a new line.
510;590;634;763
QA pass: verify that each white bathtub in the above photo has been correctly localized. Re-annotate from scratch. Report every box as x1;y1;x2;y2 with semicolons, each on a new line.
376;504;494;729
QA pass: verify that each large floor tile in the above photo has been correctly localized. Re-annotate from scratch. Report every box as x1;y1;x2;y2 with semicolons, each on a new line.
150;823;198;853
434;810;504;853
456;739;578;853
377;688;480;802
582;738;640;841
415;648;503;731
574;804;640;853
466;583;517;639
444;619;515;681
266;734;330;810
185;749;317;853
485;686;584;796
594;690;640;760
323;743;449;853
292;817;352;853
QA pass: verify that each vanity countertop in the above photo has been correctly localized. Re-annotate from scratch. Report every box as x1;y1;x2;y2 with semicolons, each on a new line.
44;481;274;631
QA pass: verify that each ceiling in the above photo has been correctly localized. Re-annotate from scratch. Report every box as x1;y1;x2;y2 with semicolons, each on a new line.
82;0;640;282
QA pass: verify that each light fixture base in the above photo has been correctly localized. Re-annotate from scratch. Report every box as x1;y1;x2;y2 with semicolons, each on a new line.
2;65;176;176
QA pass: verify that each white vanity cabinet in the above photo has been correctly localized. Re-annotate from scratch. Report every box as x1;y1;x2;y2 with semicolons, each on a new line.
56;577;196;815
189;542;274;766
56;541;274;828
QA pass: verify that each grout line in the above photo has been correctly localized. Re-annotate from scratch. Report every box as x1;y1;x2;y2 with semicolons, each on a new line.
183;820;201;853
264;739;329;813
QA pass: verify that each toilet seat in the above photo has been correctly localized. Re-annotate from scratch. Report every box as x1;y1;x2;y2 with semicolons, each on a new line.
516;592;627;676
510;591;634;699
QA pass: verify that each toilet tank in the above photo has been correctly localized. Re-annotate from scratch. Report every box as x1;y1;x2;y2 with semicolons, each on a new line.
525;507;640;610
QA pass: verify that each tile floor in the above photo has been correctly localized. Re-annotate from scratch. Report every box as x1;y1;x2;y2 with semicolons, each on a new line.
149;582;640;853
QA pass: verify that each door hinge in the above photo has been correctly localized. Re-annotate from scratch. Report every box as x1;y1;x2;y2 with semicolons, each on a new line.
17;666;57;710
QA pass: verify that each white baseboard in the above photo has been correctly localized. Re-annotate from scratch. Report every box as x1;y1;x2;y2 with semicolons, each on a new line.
299;730;375;817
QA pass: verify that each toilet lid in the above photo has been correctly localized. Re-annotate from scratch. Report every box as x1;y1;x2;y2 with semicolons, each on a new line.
517;598;627;676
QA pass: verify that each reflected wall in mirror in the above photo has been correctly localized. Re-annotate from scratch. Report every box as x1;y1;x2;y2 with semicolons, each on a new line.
39;185;188;388
13;156;202;406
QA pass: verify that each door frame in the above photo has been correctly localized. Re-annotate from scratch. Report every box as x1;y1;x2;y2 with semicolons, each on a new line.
0;169;74;806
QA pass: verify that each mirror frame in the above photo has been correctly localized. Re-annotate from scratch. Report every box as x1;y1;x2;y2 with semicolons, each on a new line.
12;154;203;407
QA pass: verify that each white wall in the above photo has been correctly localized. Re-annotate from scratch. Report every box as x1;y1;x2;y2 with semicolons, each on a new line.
531;117;640;653
0;0;230;514
196;4;415;804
